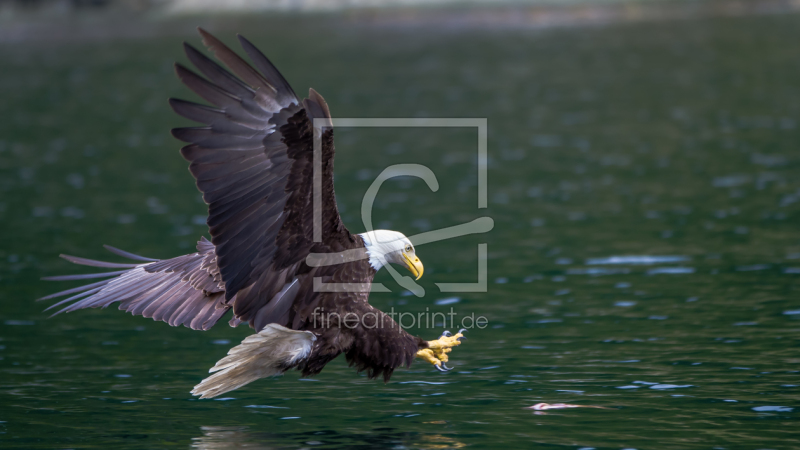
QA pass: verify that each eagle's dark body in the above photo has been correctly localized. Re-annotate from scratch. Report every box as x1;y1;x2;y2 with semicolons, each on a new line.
41;29;428;390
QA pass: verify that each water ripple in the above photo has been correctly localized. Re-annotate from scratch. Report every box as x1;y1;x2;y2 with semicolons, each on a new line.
586;255;689;265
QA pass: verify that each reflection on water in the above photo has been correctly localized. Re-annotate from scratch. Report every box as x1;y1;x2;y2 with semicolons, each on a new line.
191;426;466;449
192;427;275;450
1;7;800;450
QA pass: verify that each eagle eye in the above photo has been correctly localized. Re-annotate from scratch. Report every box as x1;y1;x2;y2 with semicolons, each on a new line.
405;245;412;253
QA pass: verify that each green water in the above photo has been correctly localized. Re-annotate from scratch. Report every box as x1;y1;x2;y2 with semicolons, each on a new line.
1;11;800;449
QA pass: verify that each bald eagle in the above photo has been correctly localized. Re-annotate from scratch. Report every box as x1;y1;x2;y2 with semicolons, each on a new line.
40;29;465;398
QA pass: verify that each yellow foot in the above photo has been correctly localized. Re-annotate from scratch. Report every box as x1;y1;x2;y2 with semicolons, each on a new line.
416;329;466;372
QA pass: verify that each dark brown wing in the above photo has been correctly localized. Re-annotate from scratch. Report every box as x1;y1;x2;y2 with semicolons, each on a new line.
40;238;229;331
171;29;357;330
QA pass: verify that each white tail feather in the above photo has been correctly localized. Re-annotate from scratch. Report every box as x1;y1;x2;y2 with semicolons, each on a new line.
191;324;316;399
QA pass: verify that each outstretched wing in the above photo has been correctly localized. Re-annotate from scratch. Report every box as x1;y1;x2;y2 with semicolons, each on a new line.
171;29;357;330
40;238;229;331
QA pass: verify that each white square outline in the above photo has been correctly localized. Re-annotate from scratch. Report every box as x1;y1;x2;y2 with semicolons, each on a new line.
313;118;488;293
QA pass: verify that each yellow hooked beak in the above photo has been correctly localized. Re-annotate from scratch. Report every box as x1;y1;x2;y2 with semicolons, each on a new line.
402;252;424;280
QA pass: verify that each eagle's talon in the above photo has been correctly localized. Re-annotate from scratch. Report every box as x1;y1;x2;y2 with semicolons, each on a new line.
458;328;467;334
417;330;467;372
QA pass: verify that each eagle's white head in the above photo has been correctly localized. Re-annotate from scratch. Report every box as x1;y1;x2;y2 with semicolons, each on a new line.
358;230;424;279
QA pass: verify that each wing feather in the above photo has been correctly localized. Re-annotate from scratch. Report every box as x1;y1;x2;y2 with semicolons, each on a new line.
236;34;298;104
102;245;159;262
184;42;258;100
174;64;242;110
170;29;359;330
41;240;230;330
198;29;278;99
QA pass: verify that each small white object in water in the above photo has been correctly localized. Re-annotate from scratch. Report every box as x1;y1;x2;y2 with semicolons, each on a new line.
526;403;612;411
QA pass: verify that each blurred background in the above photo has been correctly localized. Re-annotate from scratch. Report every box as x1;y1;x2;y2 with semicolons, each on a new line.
1;0;799;448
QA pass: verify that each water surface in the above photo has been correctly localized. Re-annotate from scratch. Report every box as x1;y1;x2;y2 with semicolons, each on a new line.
1;12;799;449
